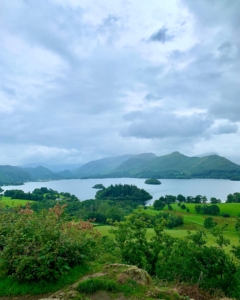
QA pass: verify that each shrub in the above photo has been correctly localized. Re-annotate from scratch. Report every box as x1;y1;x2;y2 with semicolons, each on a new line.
204;217;217;229
222;212;230;218
155;238;238;296
153;200;165;210
0;204;100;282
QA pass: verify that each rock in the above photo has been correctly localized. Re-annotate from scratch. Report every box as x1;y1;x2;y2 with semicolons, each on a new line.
104;264;152;286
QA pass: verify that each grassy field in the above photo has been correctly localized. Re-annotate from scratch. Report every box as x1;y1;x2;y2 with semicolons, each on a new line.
97;202;240;249
162;203;240;216
96;224;239;252
0;196;33;207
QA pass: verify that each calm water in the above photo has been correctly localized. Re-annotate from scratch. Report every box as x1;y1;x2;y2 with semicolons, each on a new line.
2;178;240;204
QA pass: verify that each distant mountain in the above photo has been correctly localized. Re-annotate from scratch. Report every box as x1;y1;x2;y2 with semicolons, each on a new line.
19;163;82;172
1;151;240;185
73;154;133;178
0;165;32;185
113;153;157;176
21;166;63;181
196;152;219;157
75;151;240;180
57;169;74;179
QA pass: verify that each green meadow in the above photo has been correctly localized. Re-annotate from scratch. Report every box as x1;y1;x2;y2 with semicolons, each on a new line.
0;196;33;207
97;202;240;250
162;202;240;216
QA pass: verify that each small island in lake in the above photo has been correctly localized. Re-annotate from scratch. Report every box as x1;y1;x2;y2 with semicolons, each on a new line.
144;178;161;185
92;183;105;189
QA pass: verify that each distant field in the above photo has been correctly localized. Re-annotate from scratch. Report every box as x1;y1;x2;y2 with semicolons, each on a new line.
96;225;239;250
98;202;240;249
161;203;240;217
0;196;33;207
96;225;238;245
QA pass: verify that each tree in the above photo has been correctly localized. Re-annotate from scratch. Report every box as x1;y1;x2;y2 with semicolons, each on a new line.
177;194;186;203
96;184;152;203
203;204;220;215
204;217;217;229
210;197;221;204
194;195;203;203
165;195;176;204
153;200;165;210
195;204;202;213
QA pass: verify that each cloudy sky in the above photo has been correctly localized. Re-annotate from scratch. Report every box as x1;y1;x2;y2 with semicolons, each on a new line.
1;0;240;166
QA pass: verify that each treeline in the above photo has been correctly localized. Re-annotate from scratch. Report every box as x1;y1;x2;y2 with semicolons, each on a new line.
95;184;152;202
152;194;231;216
131;210;183;229
3;187;78;202
226;192;240;203
153;194;222;210
30;199;138;224
159;194;221;204
195;204;220;215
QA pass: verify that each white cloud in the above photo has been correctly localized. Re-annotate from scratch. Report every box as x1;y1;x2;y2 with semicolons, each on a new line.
0;0;239;165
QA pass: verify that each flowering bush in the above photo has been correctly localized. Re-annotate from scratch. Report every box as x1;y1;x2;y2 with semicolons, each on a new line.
0;203;100;282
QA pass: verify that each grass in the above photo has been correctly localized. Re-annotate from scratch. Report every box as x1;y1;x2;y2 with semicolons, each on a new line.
0;264;90;296
90;203;240;257
77;276;187;300
162;203;240;217
0;196;33;207
97;213;240;249
77;277;146;298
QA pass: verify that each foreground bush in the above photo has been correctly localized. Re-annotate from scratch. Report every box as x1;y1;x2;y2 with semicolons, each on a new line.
110;212;240;297
0;204;100;282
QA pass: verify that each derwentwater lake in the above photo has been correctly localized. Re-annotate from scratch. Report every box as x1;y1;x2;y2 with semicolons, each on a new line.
3;178;240;204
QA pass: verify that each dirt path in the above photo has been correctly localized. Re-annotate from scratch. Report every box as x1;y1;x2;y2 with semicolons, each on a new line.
0;293;52;300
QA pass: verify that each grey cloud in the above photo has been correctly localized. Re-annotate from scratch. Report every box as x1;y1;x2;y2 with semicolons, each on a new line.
1;85;16;96
96;14;121;44
210;85;240;121
122;109;213;139
1;0;240;164
1;0;84;65
144;93;162;101
217;41;239;62
148;27;174;43
182;0;240;28
214;123;238;135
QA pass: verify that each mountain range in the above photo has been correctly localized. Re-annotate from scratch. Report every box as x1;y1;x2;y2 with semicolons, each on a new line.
1;152;240;186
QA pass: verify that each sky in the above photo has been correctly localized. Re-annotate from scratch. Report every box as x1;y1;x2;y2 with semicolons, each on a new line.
0;0;240;166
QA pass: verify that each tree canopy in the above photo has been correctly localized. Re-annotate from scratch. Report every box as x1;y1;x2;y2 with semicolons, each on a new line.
144;178;161;185
95;184;152;203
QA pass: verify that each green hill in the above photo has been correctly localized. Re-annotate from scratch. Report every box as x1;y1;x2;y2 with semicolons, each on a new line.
76;152;240;180
22;166;63;181
0;165;32;185
73;154;133;178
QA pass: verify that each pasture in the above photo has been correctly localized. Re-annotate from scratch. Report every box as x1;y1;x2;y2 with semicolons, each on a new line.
0;196;33;207
97;202;240;250
162;202;240;216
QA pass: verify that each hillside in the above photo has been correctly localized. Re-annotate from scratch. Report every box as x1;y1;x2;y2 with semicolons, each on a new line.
76;152;240;180
1;152;240;184
73;154;133;178
0;165;32;185
0;165;64;186
22;166;63;181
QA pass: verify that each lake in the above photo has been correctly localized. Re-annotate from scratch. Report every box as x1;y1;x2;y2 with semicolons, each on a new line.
2;178;240;204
